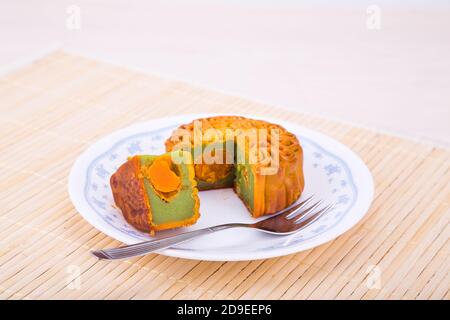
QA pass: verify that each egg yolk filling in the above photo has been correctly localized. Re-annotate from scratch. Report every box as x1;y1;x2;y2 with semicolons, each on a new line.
148;159;181;193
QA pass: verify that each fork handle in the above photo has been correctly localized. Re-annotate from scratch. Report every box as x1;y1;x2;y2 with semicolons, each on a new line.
92;223;248;260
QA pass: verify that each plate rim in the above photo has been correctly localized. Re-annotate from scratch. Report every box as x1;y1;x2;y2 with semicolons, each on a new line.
68;113;374;261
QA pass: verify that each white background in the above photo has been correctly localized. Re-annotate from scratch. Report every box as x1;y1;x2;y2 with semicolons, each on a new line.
1;0;449;146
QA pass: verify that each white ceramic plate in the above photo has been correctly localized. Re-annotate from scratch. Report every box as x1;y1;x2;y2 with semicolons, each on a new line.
69;114;374;261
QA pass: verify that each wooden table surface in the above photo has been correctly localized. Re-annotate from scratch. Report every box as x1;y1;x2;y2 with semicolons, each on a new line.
0;51;448;299
2;2;450;147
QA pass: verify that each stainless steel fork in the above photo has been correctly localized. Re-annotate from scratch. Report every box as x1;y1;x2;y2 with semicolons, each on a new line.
92;195;334;260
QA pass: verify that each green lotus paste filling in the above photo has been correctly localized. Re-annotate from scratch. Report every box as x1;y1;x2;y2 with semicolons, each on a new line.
234;163;255;212
140;155;196;226
191;141;235;190
171;139;255;212
197;172;234;190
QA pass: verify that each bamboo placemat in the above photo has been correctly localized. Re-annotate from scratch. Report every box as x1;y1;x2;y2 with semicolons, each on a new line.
0;51;448;300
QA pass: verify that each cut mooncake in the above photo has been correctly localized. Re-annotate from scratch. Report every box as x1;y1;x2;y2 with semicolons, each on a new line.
110;151;200;233
165;116;305;218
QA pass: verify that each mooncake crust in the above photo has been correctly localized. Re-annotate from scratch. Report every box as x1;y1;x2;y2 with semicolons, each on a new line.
110;156;151;232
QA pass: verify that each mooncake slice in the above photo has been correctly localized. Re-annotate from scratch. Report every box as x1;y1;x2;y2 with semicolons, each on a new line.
110;151;200;233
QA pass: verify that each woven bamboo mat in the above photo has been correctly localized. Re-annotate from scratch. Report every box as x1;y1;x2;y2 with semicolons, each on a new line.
0;51;448;300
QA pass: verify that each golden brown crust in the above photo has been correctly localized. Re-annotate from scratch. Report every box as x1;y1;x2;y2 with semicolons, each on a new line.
110;156;151;232
165;116;305;217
